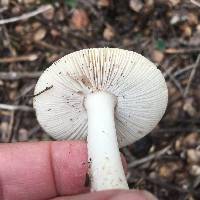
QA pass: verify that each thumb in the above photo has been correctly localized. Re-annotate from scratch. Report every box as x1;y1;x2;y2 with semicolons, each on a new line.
51;189;157;200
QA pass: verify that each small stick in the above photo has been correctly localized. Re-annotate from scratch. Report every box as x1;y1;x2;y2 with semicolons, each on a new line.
31;85;53;97
163;66;175;78
191;0;200;7
174;64;195;77
184;54;200;97
128;145;171;168
165;48;200;54
0;104;33;112
0;54;38;63
0;71;41;80
0;5;52;25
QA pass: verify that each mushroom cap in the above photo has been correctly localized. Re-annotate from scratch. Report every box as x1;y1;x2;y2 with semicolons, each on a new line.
33;48;168;147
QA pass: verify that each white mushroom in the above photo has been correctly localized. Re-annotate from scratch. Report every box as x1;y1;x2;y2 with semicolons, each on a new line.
33;48;168;191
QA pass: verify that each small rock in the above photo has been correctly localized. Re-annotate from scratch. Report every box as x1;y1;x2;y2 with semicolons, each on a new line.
42;5;55;20
71;9;89;30
33;28;47;42
129;0;144;13
151;50;164;64
103;24;115;41
187;149;200;164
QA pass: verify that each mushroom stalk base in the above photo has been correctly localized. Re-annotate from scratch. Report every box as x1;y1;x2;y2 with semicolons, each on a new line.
85;92;129;191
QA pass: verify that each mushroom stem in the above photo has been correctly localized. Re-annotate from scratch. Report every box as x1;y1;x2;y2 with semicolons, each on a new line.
85;91;129;191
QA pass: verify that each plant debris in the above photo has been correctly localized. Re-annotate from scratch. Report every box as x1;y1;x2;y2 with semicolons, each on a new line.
0;1;200;199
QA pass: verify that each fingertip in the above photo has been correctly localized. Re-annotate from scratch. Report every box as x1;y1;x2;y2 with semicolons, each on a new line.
51;141;89;195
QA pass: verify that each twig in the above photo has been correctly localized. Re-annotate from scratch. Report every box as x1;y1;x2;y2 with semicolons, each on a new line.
165;48;200;54
0;71;41;80
31;85;53;97
0;5;52;25
191;0;200;7
36;41;65;52
0;104;33;112
163;66;175;78
184;54;200;97
128;145;171;168
174;64;195;77
0;54;38;63
169;73;185;97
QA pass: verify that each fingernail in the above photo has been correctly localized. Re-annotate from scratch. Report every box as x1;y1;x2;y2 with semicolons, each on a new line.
142;191;158;200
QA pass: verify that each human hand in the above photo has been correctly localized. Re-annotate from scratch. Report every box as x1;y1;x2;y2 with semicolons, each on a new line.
0;141;157;200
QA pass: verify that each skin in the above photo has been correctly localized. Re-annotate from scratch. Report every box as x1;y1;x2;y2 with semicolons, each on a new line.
0;141;156;200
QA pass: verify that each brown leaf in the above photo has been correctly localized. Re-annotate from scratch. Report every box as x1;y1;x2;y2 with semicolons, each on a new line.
98;0;111;7
180;24;192;38
33;28;47;42
129;0;144;13
71;9;89;30
187;13;199;26
187;149;200;164
151;50;164;64
103;24;115;41
168;0;180;6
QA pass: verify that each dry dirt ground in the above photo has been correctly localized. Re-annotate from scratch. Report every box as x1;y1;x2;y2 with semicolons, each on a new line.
0;0;200;199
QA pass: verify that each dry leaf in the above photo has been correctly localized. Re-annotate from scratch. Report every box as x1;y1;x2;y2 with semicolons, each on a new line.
190;165;200;176
183;133;199;148
187;13;198;26
151;50;164;63
180;24;192;38
129;0;144;13
187;149;200;164
168;0;180;6
98;0;111;7
71;9;89;29
33;28;47;42
103;24;115;41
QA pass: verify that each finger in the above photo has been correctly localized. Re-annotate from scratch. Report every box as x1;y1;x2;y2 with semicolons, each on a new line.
0;141;128;200
0;141;88;200
51;190;157;200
